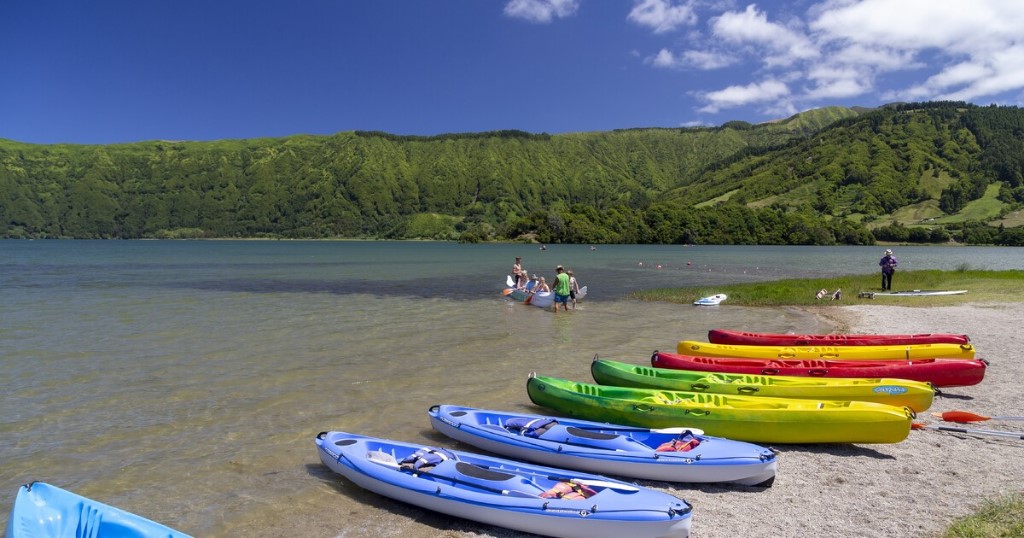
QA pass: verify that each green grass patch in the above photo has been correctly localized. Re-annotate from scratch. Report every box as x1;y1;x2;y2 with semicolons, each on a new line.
942;492;1024;538
695;188;739;208
632;269;1024;307
919;168;954;199
888;199;944;226
991;209;1024;228
932;184;1006;225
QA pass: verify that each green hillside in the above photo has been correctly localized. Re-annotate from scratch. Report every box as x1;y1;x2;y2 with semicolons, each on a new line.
2;101;1024;245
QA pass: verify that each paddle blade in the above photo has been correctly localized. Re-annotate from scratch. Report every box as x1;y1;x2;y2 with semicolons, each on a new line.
933;410;1024;423
933;410;991;423
502;289;514;296
524;295;533;305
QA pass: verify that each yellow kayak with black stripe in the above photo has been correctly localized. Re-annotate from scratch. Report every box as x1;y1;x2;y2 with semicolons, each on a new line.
527;374;913;444
591;358;935;412
677;340;975;361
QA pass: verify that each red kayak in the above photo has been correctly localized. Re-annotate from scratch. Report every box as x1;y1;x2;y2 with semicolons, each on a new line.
708;328;970;346
651;351;987;388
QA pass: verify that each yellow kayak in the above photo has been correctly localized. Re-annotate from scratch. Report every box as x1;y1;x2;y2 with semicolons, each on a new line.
591;358;935;412
527;374;913;444
677;340;975;361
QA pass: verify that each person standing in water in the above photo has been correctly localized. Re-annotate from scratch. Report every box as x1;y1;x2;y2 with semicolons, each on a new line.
552;265;571;312
512;257;524;289
879;249;898;290
567;269;580;309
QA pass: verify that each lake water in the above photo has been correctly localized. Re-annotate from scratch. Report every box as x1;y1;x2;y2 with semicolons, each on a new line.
1;241;1021;537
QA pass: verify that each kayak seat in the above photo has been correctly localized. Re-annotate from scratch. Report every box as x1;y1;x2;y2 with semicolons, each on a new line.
565;427;618;440
456;462;514;481
367;451;399;467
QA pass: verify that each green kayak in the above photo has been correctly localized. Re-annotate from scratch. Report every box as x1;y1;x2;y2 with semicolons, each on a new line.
526;374;913;444
591;357;934;412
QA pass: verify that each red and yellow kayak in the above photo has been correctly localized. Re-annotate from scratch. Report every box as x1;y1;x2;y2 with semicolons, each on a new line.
708;328;970;347
678;340;975;361
651;351;988;388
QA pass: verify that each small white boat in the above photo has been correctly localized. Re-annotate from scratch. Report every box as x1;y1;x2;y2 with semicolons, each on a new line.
694;293;727;306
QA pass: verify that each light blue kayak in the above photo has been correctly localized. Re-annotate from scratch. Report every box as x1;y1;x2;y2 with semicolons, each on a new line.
6;481;191;538
429;404;777;487
315;431;692;538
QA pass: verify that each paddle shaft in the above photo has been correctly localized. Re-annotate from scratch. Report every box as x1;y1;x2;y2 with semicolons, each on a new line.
915;424;1024;439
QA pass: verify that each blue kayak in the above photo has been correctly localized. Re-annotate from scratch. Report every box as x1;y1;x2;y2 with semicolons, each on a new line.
429;404;777;487
315;431;692;538
6;481;191;538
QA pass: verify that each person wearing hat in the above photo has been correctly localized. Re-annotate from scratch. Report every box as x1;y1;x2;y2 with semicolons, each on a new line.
552;265;571;312
879;249;898;290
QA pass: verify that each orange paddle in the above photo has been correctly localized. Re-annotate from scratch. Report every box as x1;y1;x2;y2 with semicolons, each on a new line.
931;410;1024;423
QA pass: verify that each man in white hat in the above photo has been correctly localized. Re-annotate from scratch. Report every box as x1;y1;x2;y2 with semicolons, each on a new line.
879;249;898;290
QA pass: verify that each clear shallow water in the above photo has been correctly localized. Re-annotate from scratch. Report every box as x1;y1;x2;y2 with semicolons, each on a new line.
1;241;1021;536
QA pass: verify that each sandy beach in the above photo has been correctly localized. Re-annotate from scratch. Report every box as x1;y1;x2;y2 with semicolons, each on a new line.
677;302;1024;538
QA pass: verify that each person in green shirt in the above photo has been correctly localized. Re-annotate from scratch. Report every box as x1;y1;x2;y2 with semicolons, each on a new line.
552;265;571;312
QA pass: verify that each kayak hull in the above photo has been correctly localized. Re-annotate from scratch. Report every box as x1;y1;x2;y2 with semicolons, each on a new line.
678;340;975;361
527;375;913;444
6;481;191;538
652;351;987;388
428;404;777;487
591;358;934;412
693;294;726;306
315;431;692;538
708;328;970;346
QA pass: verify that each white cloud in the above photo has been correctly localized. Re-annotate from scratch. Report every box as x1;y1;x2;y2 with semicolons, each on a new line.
809;0;1024;103
711;4;818;67
642;0;1024;118
682;49;737;70
698;79;791;113
804;65;872;99
628;0;698;34
504;0;579;23
648;48;736;69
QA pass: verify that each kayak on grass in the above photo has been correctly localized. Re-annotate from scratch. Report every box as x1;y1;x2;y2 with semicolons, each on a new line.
693;294;726;306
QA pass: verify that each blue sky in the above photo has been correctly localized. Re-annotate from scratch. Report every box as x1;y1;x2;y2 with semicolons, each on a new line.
4;0;1024;144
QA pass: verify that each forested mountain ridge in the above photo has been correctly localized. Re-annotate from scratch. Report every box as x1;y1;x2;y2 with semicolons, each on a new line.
2;102;1023;245
673;102;1024;245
